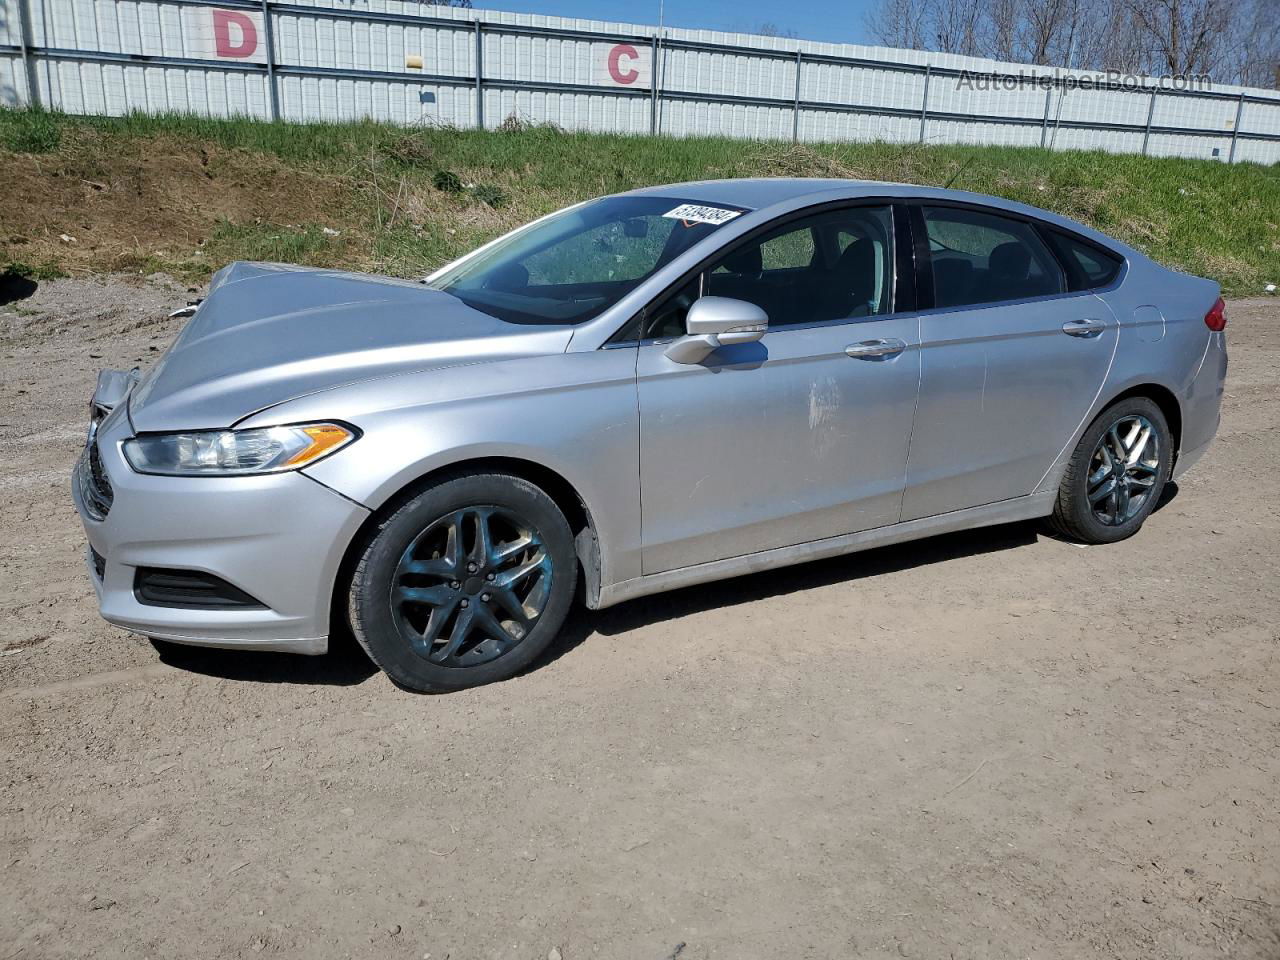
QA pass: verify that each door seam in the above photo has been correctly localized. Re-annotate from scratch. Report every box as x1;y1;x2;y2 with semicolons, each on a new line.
894;312;925;524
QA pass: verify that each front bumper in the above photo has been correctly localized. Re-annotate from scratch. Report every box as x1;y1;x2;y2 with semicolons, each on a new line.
72;408;371;655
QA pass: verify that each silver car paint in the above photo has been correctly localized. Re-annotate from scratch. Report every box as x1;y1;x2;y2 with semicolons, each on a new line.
258;346;646;595
901;290;1119;521
74;178;1225;654
635;312;922;574
130;261;575;432
1092;266;1227;457
75;402;369;652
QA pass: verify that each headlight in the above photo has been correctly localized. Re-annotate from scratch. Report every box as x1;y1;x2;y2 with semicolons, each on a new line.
122;423;357;476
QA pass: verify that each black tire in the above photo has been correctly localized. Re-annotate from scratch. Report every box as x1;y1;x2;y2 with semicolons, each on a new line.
347;472;577;693
1049;396;1172;544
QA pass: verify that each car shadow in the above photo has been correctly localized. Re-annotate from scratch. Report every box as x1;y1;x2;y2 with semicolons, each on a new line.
1154;479;1180;512
528;517;1043;674
153;495;1178;689
150;629;379;686
0;270;38;307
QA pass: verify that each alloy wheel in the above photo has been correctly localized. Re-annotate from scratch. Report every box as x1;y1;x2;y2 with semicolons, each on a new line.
391;506;553;666
1086;414;1161;526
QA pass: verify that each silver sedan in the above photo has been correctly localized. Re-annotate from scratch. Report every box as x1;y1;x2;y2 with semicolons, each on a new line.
73;179;1227;692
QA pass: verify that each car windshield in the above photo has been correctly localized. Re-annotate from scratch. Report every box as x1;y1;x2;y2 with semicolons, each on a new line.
428;196;749;325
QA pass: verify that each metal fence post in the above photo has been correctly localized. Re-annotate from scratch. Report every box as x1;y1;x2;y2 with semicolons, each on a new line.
650;35;658;135
1039;86;1052;148
1228;90;1245;163
792;50;802;143
918;63;931;143
1142;86;1157;155
474;20;484;129
653;34;663;136
16;0;41;109
260;0;280;121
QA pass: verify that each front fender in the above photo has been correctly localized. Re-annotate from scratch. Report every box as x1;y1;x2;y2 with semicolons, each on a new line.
238;349;643;590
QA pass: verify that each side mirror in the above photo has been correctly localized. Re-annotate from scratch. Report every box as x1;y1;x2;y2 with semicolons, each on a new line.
664;297;768;364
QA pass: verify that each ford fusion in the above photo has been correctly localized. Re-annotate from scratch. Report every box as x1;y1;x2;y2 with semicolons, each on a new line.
73;180;1227;692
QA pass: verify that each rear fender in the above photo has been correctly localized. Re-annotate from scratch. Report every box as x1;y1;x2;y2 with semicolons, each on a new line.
1033;268;1218;494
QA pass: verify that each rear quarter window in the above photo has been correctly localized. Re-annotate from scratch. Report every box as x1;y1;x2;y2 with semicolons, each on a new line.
1046;231;1124;290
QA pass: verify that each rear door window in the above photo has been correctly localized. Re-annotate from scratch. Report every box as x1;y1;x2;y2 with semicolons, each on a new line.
923;206;1065;309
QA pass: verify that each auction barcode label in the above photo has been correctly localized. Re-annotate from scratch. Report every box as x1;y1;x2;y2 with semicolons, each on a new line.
662;204;743;226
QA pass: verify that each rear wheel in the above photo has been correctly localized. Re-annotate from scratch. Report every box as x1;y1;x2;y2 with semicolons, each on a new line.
348;472;577;693
1049;397;1172;544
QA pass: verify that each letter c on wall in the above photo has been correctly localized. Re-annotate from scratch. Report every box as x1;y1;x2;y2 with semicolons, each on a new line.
213;10;258;59
607;44;640;85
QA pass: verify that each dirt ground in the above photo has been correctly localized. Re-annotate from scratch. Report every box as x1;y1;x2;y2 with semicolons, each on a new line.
1;279;1277;960
0;135;365;277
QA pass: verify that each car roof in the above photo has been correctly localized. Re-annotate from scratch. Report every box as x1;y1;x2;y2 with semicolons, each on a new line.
624;177;900;209
621;178;1140;259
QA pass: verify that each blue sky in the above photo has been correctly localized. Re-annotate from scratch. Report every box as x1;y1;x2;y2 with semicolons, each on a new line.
471;0;878;44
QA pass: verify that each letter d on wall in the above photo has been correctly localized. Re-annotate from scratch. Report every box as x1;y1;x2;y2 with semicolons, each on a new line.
209;9;262;60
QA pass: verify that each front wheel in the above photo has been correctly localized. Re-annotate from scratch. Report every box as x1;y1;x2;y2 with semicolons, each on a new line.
1049;396;1172;544
348;473;577;693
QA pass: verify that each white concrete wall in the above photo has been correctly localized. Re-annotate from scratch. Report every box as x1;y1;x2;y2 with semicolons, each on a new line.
1;0;1277;162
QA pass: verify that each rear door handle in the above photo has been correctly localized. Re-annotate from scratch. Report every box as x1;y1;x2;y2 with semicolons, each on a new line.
845;338;907;359
1062;318;1107;338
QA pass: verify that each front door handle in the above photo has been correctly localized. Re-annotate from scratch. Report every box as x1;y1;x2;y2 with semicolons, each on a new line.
1062;318;1107;338
845;338;907;359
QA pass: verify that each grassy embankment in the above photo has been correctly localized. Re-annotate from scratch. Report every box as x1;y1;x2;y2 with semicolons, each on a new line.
1;107;1277;294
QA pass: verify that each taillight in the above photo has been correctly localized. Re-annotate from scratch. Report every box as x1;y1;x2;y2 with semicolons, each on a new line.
1204;296;1226;332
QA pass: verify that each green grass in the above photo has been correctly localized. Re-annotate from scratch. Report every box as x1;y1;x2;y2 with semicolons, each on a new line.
2;108;1277;293
0;108;62;153
2;259;66;281
201;220;338;265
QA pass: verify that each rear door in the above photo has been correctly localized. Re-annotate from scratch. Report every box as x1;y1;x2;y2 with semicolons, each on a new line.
901;202;1119;521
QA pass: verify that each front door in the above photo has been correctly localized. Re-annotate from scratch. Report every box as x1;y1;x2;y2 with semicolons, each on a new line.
636;204;922;574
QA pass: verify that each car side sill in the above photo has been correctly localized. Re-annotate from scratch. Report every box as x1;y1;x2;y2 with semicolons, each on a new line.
595;491;1056;609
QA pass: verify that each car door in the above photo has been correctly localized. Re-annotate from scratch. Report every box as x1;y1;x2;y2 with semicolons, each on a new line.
635;204;922;575
901;203;1119;521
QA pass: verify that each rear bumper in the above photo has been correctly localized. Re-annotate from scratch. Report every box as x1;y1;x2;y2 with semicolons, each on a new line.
1176;330;1227;478
1172;436;1214;480
73;409;370;655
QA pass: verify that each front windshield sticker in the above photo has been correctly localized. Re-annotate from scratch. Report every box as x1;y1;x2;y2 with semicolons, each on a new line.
662;203;743;226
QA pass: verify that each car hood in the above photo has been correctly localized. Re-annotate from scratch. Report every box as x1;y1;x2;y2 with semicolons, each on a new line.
128;262;573;432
